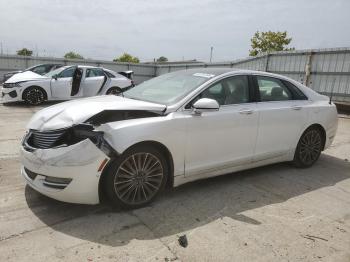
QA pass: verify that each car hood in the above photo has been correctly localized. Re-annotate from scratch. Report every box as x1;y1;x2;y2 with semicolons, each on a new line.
27;95;166;131
5;71;48;83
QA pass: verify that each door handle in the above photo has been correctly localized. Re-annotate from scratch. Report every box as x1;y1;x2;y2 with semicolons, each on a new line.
291;105;302;110
239;109;253;115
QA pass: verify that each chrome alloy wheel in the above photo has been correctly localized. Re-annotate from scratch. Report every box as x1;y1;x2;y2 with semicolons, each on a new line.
299;129;322;165
114;153;164;205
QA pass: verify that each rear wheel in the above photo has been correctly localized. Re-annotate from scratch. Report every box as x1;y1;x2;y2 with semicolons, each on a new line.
293;127;323;168
104;145;168;208
23;86;46;105
106;87;122;95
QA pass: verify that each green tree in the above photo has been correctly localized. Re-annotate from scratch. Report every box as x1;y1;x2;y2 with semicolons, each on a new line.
113;53;140;63
64;51;84;59
156;56;168;63
16;48;33;56
249;31;294;56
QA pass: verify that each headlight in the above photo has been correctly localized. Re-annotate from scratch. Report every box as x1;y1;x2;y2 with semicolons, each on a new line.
3;82;23;88
70;124;117;157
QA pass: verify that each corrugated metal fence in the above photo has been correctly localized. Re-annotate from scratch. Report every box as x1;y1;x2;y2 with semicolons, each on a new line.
1;47;350;103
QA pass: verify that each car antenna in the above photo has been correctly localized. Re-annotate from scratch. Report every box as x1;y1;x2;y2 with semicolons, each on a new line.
329;77;336;105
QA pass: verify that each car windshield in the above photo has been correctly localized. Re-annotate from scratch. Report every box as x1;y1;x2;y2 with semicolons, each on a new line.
44;66;70;77
123;71;213;105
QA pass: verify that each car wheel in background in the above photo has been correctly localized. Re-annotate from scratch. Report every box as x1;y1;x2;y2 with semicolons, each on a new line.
23;86;46;105
106;87;122;95
104;145;168;209
293;127;324;168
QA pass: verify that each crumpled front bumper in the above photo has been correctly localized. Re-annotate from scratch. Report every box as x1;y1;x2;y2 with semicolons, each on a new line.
1;86;21;103
20;139;109;204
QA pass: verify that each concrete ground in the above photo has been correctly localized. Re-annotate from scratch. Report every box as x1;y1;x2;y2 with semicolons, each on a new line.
0;102;349;262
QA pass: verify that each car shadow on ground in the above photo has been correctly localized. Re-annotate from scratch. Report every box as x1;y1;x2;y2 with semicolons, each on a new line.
25;154;350;246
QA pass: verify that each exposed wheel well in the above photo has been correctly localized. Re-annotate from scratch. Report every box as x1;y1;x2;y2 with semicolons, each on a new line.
98;140;174;203
303;124;326;150
106;86;122;94
22;86;48;100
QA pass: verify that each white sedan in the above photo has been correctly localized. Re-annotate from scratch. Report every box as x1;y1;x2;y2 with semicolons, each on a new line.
20;68;338;208
1;65;133;105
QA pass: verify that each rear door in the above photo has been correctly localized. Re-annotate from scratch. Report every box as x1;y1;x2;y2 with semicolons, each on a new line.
81;68;106;97
253;75;309;161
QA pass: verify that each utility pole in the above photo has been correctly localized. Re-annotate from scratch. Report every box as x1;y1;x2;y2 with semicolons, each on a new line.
0;42;3;55
210;46;213;63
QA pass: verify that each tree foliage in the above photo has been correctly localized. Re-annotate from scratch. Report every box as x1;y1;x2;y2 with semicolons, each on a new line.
17;48;33;56
64;51;84;59
249;31;294;56
113;53;140;63
156;56;168;63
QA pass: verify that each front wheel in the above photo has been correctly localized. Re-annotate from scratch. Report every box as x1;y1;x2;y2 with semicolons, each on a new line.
104;145;168;209
293;127;323;168
23;86;46;105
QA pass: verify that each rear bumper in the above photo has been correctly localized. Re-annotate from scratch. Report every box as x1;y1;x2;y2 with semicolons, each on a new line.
20;139;109;204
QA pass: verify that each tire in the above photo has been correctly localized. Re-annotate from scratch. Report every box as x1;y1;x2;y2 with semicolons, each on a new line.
293;127;324;168
106;87;122;95
23;86;46;105
104;145;168;209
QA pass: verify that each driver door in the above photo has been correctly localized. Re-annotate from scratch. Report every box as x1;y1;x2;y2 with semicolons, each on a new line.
184;75;259;177
50;67;75;99
81;68;107;97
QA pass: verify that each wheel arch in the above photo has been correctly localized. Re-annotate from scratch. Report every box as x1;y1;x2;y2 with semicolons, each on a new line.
105;86;122;95
22;85;48;101
98;140;174;203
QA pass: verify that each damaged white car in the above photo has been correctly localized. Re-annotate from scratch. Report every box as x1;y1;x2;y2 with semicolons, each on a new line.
20;68;338;208
1;65;133;105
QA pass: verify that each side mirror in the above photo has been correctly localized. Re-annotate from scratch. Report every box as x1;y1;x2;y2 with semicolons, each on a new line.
192;98;219;115
52;74;58;80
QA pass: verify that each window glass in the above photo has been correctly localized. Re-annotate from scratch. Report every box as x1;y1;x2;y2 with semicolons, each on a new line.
32;65;50;75
257;76;292;101
104;70;115;78
189;75;249;106
124;71;210;105
58;67;75;78
86;68;105;78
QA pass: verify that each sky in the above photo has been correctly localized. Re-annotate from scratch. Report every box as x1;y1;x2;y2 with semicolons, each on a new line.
0;0;349;62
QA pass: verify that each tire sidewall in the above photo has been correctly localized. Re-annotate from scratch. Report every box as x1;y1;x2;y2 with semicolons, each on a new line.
294;127;323;168
104;145;168;209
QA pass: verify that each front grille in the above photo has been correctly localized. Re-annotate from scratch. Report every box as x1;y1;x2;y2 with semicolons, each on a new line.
29;129;67;149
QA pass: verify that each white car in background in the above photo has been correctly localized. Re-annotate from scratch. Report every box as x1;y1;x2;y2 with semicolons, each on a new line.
1;65;134;105
20;68;338;208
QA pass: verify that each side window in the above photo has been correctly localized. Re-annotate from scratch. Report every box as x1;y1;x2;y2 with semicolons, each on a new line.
224;76;249;104
200;81;226;105
186;75;250;108
86;68;105;78
58;67;75;78
257;76;292;102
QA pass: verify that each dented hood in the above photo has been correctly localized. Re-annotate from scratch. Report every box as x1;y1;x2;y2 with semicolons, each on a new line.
5;71;49;83
27;95;166;131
